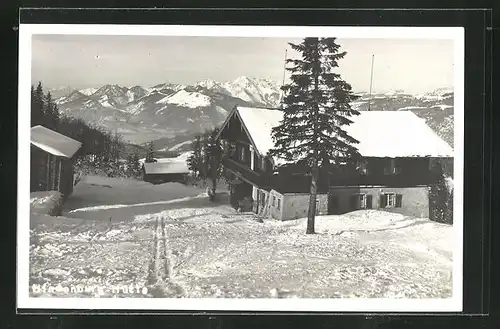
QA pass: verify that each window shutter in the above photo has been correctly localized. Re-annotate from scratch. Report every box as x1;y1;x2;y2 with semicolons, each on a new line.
396;194;403;208
380;194;387;208
350;195;357;210
366;195;373;209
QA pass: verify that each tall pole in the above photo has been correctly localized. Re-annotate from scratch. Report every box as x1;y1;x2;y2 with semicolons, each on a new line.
114;112;119;166
280;49;288;104
282;49;288;87
368;54;375;111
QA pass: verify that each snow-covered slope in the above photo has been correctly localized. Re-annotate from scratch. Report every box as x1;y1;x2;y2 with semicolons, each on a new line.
48;86;75;99
79;87;98;96
148;83;186;93
30;175;453;299
126;86;149;102
195;79;227;93
91;84;130;108
220;76;280;106
156;90;212;108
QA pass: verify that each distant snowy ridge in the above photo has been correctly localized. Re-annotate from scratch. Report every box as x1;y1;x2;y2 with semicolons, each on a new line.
195;76;281;107
156;90;212;108
47;80;453;147
79;87;98;96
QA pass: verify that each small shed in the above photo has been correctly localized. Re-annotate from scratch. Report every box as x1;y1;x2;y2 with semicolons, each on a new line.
30;125;82;198
142;160;190;185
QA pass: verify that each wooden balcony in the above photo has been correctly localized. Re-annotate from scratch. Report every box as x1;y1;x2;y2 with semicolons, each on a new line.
222;157;272;188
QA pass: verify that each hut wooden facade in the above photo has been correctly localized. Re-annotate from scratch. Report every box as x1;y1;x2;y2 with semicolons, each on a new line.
30;125;82;198
216;106;454;221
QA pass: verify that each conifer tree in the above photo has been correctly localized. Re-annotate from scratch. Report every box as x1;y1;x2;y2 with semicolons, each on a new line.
31;82;45;127
205;128;223;201
187;134;203;178
145;141;156;163
31;85;40;127
187;129;223;199
126;153;134;177
126;150;141;178
200;131;210;181
132;152;142;176
430;161;453;224
43;92;59;129
269;37;361;234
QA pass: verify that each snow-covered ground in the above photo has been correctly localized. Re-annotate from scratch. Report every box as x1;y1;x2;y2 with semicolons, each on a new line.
29;176;453;299
30;191;63;216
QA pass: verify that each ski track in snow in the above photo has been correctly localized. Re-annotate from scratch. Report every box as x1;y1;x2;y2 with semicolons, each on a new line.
29;175;453;299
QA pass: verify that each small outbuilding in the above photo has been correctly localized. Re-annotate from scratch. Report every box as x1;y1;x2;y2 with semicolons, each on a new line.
142;160;190;185
30;125;82;198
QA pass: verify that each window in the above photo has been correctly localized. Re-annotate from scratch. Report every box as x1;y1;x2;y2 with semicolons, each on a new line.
350;194;367;210
356;159;368;175
272;195;276;206
260;157;267;171
240;147;246;162
277;198;281;210
259;191;266;206
384;158;401;175
366;195;373;209
380;193;403;208
387;193;396;207
396;194;403;208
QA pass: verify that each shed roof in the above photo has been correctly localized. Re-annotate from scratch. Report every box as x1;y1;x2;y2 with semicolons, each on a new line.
143;161;190;175
225;106;453;158
30;125;82;158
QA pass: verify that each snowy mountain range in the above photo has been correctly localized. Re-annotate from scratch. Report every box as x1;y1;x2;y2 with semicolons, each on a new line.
51;76;280;144
49;77;453;148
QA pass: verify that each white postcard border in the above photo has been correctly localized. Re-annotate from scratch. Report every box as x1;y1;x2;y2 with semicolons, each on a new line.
18;24;465;312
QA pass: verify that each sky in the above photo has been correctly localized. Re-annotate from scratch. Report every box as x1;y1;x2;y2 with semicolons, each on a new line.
31;35;455;94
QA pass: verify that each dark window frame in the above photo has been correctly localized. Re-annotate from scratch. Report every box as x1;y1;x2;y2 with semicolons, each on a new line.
356;159;369;175
384;158;402;175
382;192;400;208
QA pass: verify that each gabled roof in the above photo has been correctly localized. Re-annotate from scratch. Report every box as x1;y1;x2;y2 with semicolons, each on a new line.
30;125;82;158
216;106;283;157
143;160;190;175
236;106;284;156
218;106;453;158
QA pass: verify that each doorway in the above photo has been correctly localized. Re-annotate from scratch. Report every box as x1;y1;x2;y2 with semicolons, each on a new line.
327;194;339;215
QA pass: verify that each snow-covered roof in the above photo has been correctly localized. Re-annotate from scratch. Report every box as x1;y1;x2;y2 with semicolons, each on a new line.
143;161;190;174
230;107;453;158
236;106;284;156
344;111;453;157
30;125;82;158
